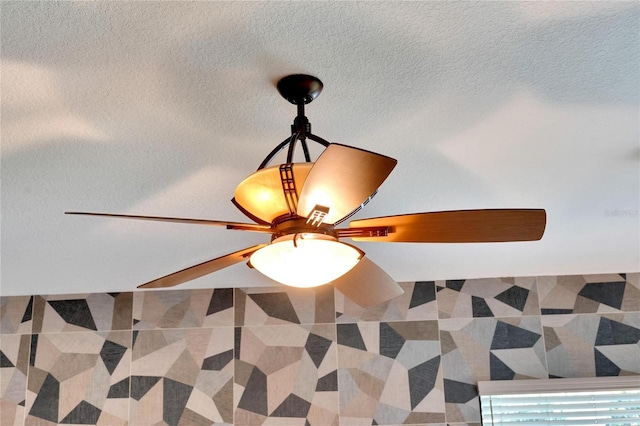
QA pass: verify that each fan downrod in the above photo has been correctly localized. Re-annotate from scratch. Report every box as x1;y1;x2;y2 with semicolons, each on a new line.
277;74;323;105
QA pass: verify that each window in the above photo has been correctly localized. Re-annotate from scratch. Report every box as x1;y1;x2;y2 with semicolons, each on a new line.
479;376;640;426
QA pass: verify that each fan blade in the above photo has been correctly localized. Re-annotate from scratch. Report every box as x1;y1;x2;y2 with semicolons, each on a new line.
348;209;546;243
332;257;404;308
138;244;267;289
65;212;272;232
297;144;397;224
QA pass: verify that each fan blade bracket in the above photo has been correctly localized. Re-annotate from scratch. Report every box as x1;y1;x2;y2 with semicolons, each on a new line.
226;223;274;232
305;204;330;227
334;190;377;226
336;226;390;239
279;163;299;215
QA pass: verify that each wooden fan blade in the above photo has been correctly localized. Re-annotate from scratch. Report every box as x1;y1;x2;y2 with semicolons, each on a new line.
65;212;272;232
138;244;267;289
332;257;404;308
348;209;546;243
297;144;397;224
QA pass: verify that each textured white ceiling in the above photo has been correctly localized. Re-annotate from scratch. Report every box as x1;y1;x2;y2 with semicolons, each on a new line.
1;2;638;296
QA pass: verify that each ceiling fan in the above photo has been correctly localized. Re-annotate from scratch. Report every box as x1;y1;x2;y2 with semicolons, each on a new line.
67;74;546;307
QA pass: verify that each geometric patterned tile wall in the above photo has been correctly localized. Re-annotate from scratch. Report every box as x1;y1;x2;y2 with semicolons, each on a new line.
133;288;234;329
130;327;234;425
1;296;33;335
337;320;445;425
1;334;30;425
335;281;439;323
436;277;539;319
542;312;640;378
538;273;639;314
1;272;639;425
439;316;547;423
31;293;133;333
235;285;335;326
235;323;339;425
25;331;132;425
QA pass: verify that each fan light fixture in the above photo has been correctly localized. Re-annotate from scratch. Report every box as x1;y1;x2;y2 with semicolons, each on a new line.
65;74;546;308
249;234;363;288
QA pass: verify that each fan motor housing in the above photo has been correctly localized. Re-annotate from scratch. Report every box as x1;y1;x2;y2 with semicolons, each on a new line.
270;217;336;241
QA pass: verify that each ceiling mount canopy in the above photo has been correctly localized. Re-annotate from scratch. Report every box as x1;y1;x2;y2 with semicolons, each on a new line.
66;74;546;307
276;74;323;105
258;74;330;169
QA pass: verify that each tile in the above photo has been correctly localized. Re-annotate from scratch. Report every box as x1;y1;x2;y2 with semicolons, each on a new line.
133;288;233;329
439;317;547;423
32;293;133;333
25;330;131;425
235;323;338;425
1;333;30;425
542;312;640;378
337;321;445;425
1;296;33;334
538;273;640;314
436;277;539;319
235;285;335;326
336;281;438;323
130;327;234;425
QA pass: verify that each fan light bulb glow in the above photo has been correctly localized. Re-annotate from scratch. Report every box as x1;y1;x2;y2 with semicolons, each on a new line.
250;234;362;288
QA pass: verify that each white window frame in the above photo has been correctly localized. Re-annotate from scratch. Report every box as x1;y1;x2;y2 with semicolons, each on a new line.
478;376;640;426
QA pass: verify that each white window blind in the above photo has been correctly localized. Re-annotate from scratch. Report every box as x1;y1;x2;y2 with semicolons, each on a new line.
478;377;640;426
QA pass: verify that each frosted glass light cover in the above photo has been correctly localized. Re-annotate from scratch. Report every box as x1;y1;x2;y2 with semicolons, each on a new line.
250;235;362;288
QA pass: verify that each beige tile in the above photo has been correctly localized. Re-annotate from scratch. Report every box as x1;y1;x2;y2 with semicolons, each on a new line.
539;273;637;314
130;327;233;425
336;281;437;323
1;334;30;426
1;296;33;334
337;321;444;425
437;278;538;319
25;331;131;424
133;288;233;329
236;286;334;326
32;293;132;333
235;323;338;425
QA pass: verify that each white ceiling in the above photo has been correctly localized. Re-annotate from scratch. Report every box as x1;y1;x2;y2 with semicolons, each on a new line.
2;2;639;297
